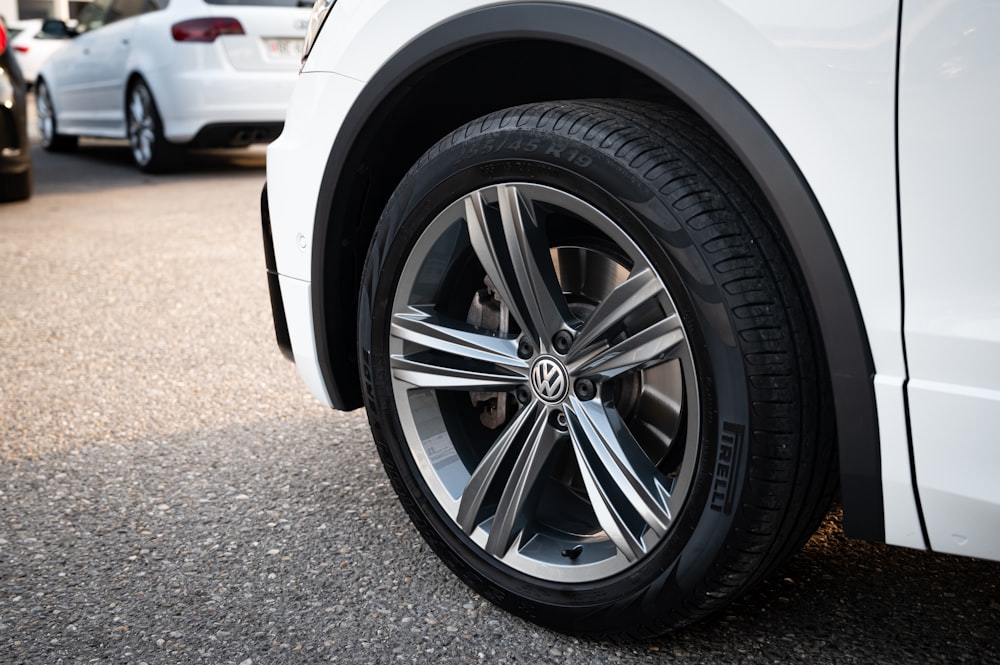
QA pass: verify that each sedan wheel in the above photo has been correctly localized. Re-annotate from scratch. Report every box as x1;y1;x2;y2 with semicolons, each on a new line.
36;80;77;152
359;100;836;636
126;80;182;173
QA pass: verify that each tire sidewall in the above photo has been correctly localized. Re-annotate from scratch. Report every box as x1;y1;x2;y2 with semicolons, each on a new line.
38;81;56;150
360;125;753;631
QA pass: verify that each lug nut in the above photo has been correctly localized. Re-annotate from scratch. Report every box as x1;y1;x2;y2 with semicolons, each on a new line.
515;386;532;405
549;410;569;431
552;330;573;355
575;378;596;401
517;339;534;359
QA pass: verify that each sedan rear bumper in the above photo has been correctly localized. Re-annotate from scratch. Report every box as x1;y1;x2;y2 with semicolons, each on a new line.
152;68;298;144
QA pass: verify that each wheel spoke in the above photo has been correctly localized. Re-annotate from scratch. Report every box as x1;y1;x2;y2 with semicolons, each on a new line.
129;94;144;126
391;306;527;373
464;185;571;348
390;356;524;392
569;314;684;379
390;305;528;391
456;402;542;533
566;398;672;560
485;406;560;557
569;268;662;355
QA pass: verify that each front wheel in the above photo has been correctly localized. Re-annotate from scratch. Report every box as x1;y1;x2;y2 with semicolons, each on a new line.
359;100;836;636
36;80;78;153
126;79;183;173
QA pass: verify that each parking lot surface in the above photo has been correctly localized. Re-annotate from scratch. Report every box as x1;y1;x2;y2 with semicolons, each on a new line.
1;139;998;664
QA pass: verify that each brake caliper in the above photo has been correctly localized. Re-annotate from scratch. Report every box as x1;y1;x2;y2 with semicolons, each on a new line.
467;277;511;429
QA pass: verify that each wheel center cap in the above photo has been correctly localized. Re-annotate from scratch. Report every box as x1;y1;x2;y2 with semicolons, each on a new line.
530;356;569;404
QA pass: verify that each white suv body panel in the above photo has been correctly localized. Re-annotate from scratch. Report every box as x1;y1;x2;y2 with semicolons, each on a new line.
267;72;364;406
898;0;1000;558
267;0;1000;559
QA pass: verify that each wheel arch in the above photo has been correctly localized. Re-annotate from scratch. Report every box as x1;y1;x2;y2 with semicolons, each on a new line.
310;3;884;542
35;75;60;119
124;71;146;107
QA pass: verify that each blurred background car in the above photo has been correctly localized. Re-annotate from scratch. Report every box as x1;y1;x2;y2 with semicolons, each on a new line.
8;18;71;87
0;15;32;202
36;0;309;172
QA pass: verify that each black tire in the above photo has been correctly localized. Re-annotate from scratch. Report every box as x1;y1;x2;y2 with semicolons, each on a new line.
358;100;836;637
36;80;78;153
126;79;183;173
0;168;32;202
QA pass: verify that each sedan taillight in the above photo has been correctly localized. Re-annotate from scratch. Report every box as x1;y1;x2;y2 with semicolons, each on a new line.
171;18;245;42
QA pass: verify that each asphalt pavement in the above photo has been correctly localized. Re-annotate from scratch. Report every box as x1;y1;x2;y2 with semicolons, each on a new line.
1;132;998;664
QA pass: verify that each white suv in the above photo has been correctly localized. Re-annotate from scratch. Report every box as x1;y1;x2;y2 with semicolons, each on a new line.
263;1;1000;636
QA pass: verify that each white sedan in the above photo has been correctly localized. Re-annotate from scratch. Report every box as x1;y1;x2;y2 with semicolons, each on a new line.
263;0;1000;637
36;0;309;172
8;18;71;87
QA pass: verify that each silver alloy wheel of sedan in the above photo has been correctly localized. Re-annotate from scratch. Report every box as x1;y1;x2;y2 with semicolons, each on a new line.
388;182;700;582
124;79;182;172
36;80;76;152
127;82;157;168
36;82;55;146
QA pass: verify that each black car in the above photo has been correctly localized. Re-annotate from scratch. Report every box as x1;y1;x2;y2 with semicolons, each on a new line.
0;16;32;202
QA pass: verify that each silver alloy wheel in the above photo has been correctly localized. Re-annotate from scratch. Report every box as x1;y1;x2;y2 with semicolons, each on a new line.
127;84;156;167
388;183;700;582
37;83;55;146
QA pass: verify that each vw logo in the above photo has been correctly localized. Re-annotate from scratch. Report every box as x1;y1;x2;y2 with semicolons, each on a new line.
530;356;569;403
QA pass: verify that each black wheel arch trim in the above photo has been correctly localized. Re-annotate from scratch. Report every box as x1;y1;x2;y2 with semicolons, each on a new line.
309;2;886;542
